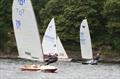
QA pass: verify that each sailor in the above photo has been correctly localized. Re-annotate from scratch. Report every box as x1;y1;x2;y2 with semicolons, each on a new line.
45;53;58;65
44;53;52;62
91;53;100;65
94;53;100;61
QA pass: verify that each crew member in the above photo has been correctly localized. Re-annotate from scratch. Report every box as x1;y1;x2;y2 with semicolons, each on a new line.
45;53;58;65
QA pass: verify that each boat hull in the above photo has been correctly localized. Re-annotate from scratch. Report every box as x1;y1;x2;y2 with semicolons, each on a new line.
20;65;57;73
40;65;57;73
41;68;57;73
58;58;72;61
21;68;41;71
82;60;98;65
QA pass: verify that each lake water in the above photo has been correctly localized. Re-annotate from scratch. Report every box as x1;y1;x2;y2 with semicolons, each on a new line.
0;58;120;79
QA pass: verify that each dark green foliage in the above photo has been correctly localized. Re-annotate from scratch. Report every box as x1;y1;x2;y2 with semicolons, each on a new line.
0;0;120;55
0;0;48;53
0;0;13;52
40;0;102;41
102;0;120;51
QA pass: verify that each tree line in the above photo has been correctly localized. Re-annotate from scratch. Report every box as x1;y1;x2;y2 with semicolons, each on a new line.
0;0;120;55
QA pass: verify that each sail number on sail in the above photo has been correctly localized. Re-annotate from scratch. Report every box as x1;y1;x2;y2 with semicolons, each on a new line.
18;0;25;5
15;0;25;29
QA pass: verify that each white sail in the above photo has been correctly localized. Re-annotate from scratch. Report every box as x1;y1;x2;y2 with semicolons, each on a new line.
80;19;93;59
42;18;69;60
56;36;68;59
12;0;43;61
42;18;58;55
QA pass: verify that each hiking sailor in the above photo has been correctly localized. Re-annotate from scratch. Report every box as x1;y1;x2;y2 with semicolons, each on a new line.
45;53;58;65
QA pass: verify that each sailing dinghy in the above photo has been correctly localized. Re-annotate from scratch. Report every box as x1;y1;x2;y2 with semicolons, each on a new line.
42;18;71;61
12;0;57;72
21;64;57;73
80;18;97;65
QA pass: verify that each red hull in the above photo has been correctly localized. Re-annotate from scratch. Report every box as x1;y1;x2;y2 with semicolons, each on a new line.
41;68;57;73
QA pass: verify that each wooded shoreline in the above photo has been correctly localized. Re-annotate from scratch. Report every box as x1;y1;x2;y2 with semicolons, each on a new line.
0;52;120;63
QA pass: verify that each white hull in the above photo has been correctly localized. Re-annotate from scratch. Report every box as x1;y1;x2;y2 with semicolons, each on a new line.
58;58;72;61
82;60;98;65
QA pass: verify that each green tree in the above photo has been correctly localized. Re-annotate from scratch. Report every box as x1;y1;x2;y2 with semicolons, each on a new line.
0;0;13;52
0;0;48;53
40;0;105;43
103;0;120;51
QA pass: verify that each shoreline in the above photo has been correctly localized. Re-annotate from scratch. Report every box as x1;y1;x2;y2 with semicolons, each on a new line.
0;55;120;63
71;58;120;64
0;50;120;63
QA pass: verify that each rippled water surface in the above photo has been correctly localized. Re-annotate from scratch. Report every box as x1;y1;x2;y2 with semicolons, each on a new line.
0;59;120;79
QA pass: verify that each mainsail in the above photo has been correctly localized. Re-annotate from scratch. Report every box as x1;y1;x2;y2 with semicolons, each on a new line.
12;0;43;61
42;18;58;55
42;18;69;59
80;19;93;59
